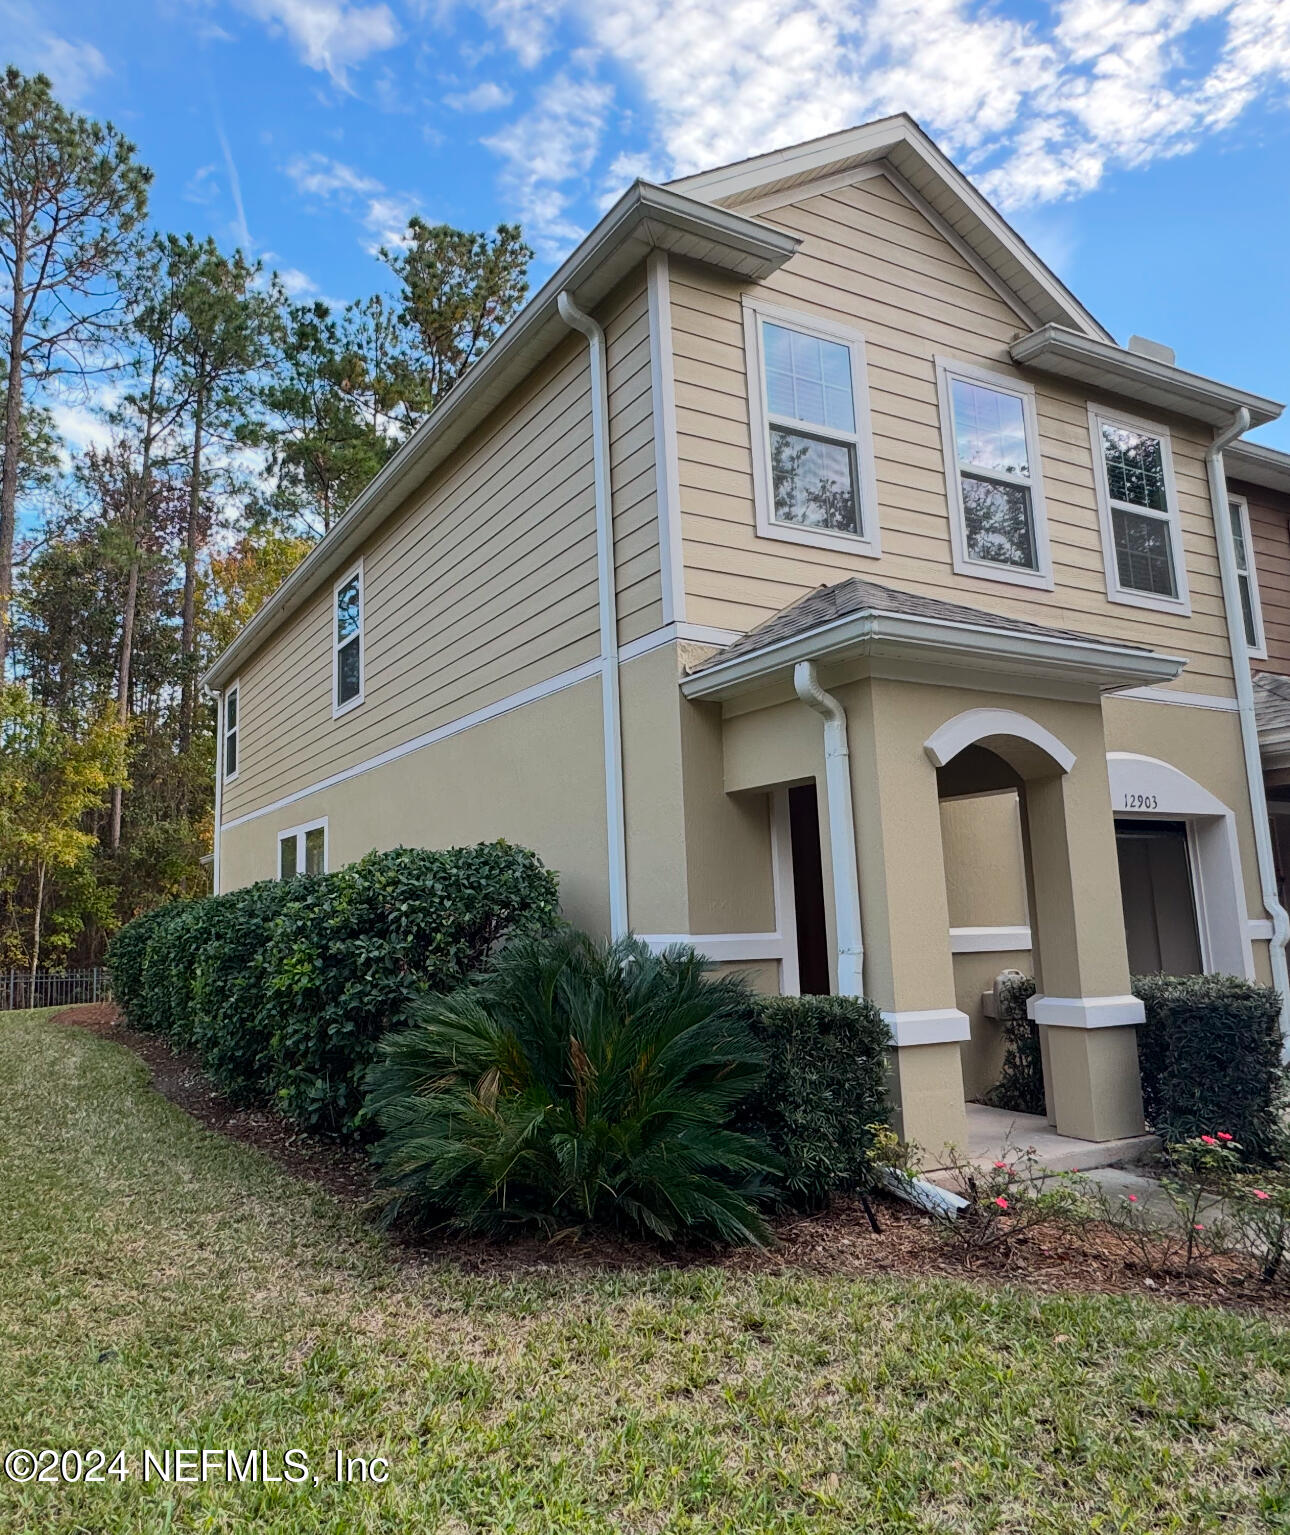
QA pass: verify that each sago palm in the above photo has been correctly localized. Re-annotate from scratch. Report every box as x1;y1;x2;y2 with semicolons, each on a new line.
365;929;779;1245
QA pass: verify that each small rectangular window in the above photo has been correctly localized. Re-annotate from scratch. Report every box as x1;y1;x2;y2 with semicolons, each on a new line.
744;299;880;559
937;360;1051;589
334;564;364;715
223;683;239;780
1229;496;1265;655
1089;407;1190;615
278;820;327;880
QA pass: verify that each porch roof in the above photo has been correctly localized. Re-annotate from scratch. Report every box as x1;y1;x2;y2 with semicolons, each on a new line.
679;577;1187;701
1254;672;1290;767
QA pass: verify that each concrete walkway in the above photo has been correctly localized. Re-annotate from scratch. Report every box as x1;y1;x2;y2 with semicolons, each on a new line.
956;1103;1160;1174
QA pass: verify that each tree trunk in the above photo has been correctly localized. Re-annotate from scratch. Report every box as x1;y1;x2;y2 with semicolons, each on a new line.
29;859;45;985
179;373;205;754
0;238;27;677
110;555;140;850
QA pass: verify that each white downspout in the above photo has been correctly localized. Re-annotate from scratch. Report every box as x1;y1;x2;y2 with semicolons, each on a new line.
793;661;864;995
558;291;629;938
210;687;223;896
1206;406;1290;1037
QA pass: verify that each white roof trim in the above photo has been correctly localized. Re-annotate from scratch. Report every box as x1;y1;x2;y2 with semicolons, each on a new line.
679;607;1185;701
1011;325;1283;430
203;182;798;690
667;113;1111;343
924;708;1076;773
1226;439;1290;496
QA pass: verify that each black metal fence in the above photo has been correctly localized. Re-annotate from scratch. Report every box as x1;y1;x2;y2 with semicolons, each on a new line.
0;969;110;1010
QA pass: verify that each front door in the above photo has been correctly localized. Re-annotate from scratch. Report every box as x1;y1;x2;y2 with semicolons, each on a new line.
1115;818;1203;976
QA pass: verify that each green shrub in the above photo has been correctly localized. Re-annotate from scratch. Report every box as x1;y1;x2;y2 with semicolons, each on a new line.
106;841;559;1136
737;994;889;1210
365;931;779;1246
983;974;1043;1117
1134;973;1285;1161
107;903;174;1020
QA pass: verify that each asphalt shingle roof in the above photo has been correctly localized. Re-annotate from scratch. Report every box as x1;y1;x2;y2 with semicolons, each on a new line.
685;576;1151;675
1254;671;1290;735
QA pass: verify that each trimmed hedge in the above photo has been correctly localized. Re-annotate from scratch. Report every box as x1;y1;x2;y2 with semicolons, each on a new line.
1134;972;1285;1161
108;842;559;1136
982;974;1043;1117
739;994;890;1210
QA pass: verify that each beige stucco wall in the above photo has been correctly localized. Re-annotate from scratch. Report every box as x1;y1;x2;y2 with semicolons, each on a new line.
669;170;1237;698
219;675;612;933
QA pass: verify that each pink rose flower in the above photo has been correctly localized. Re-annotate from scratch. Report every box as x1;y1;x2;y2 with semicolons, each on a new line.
994;1196;1009;1210
1127;1194;1138;1203
1200;1136;1217;1146
1216;1132;1233;1142
1253;1189;1270;1200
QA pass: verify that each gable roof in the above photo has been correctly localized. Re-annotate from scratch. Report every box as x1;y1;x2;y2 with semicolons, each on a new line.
680;576;1183;699
667;113;1112;343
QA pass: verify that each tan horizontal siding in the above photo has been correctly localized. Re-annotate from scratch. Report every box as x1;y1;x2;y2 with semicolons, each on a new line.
671;172;1238;694
224;271;662;822
1240;480;1290;675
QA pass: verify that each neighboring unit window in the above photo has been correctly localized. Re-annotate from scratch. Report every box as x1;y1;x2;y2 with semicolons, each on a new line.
223;684;239;780
1089;408;1189;613
334;565;363;714
278;822;326;880
743;300;880;558
936;359;1051;589
1229;496;1265;654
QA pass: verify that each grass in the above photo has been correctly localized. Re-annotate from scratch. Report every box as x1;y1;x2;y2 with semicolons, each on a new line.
1;1010;1289;1534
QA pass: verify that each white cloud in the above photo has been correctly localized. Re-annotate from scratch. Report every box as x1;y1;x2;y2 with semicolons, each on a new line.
284;153;419;248
444;80;515;111
483;68;613;251
0;4;110;104
232;0;400;87
470;0;1290;233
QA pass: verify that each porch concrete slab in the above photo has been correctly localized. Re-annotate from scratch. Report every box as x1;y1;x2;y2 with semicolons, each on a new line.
940;1104;1160;1175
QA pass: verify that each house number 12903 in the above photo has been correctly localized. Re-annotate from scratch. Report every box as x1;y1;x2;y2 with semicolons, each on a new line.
1121;792;1158;810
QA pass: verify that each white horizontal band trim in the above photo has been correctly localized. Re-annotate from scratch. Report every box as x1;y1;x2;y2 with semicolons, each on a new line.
883;1007;972;1047
1028;993;1145;1029
1249;918;1276;941
1111;686;1239;712
949;925;1033;954
639;932;786;962
619;621;744;664
220;657;603;833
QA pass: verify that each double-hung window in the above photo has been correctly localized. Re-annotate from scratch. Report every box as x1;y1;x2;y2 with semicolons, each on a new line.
1228;495;1266;655
1089;407;1190;613
333;563;364;716
743;299;880;557
278;820;326;880
223;683;239;781
936;358;1052;589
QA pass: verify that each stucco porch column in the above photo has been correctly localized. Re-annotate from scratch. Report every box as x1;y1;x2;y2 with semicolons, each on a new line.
1021;755;1146;1142
844;680;970;1161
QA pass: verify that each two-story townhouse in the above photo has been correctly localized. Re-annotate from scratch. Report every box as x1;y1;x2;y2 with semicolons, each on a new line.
202;115;1287;1160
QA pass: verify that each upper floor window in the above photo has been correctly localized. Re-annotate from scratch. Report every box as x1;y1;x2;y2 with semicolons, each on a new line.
1228;495;1266;655
742;298;880;558
1088;407;1190;615
279;820;326;880
333;563;364;716
936;358;1052;590
223;683;239;781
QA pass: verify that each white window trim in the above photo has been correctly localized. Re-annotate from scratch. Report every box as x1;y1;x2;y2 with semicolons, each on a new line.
277;817;328;880
222;678;240;784
332;560;365;719
1228;493;1267;659
934;356;1054;592
742;296;881;559
1087;404;1191;616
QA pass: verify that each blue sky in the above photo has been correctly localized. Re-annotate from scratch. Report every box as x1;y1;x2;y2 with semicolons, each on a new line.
7;0;1290;448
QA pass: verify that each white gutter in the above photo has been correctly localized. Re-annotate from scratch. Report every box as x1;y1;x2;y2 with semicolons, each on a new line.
209;686;224;896
1206;407;1290;1039
558;291;629;938
793;661;863;995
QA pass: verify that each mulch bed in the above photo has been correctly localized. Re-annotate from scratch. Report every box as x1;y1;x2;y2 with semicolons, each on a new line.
50;1004;1290;1316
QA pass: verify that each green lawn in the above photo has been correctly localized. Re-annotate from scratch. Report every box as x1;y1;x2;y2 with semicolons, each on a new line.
2;1011;1289;1534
